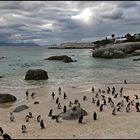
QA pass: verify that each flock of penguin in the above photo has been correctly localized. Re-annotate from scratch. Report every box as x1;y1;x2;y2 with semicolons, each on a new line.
1;80;140;139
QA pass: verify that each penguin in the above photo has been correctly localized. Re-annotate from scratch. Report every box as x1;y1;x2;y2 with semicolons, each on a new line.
102;90;105;93
123;96;130;102
112;108;116;115
120;87;123;95
21;125;27;133
69;101;73;107
25;115;30;122
96;99;100;107
107;87;111;94
56;97;59;104
63;105;67;113
48;109;53;117
72;106;77;111
0;127;3;136
100;104;104;112
108;97;112;103
110;100;114;108
78;115;83;123
112;90;115;95
98;89;101;93
58;87;61;95
93;112;97;120
2;133;11;140
92;97;95;103
124;80;127;84
134;95;139;99
101;95;105;99
131;100;134;106
126;104;130;112
74;99;78;104
25;90;29;100
135;102;140;112
37;115;41;122
114;93;118;98
31;92;36;99
121;100;124;107
103;98;106;105
92;87;94;93
112;86;115;92
28;112;33;118
56;115;60;123
40;120;45;129
10;112;15;122
51;92;55;100
64;92;67;99
95;93;99;98
83;96;87;101
57;103;61;109
51;115;57;119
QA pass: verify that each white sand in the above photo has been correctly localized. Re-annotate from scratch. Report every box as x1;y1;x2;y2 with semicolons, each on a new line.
0;83;140;139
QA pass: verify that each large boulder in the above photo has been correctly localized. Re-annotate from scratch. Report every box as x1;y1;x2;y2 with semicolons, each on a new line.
92;42;140;59
25;69;48;80
59;106;88;120
0;93;17;103
13;105;29;113
46;55;74;63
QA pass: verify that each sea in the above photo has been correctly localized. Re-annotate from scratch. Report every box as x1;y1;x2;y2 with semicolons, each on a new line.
0;46;140;100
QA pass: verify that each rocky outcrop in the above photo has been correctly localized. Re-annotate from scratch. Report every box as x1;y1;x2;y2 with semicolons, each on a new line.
92;42;140;59
0;76;4;78
0;93;17;103
46;55;75;63
59;106;88;120
133;58;140;61
25;69;48;80
13;105;29;113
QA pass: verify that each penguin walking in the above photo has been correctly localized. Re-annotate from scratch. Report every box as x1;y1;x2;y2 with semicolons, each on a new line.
63;105;67;113
120;87;123;97
100;104;104;112
0;127;3;136
58;103;61;109
107;87;110;94
74;99;78;104
28;112;33;118
83;96;87;101
25;90;29;100
31;92;36;99
64;92;67;99
2;133;11;140
37;115;41;122
69;101;73;107
56;97;59;104
112;108;116;115
103;98;106;105
93;112;97;120
96;99;100;107
114;93;118;98
10;112;15;122
51;92;55;100
25;115;30;122
21;125;27;133
134;95;139;99
48;109;53;117
78;115;83;123
95;93;99;98
40;120;45;129
92;87;94;93
124;80;127;84
58;87;61;95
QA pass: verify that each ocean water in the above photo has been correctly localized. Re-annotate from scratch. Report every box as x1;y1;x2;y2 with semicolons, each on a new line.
0;46;140;93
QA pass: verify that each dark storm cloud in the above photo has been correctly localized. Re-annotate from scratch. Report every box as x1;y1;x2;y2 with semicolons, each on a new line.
0;1;139;45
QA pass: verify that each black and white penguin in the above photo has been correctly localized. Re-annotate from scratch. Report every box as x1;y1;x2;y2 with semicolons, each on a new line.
0;127;3;136
40;120;45;129
96;99;100;107
100;104;104;112
114;93;118;98
51;92;55;100
78;115;83;123
92;97;95;103
69;101;73;107
56;97;59;104
28;112;33;118
95;93;99;98
64;92;67;99
21;125;27;133
31;92;36;99
112;108;116;115
63;105;67;113
58;87;61;95
48;109;53;117
37;115;41;122
134;95;139;99
25;115;30;122
10;112;15;122
2;133;11;140
92;87;94;93
93;112;97;120
57;103;61;109
83;96;87;101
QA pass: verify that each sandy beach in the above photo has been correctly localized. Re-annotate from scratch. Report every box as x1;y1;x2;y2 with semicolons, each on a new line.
0;83;140;139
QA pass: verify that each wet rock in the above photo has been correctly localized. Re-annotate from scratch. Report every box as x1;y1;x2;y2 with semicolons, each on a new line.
13;105;29;112
0;93;17;103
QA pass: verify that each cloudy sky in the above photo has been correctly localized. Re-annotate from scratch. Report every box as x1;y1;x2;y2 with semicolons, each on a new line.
0;1;140;45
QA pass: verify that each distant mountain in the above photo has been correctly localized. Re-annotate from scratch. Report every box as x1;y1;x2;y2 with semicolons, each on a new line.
0;41;39;46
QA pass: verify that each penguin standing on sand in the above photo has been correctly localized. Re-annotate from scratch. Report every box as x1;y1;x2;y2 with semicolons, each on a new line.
37;115;41;122
21;125;27;133
40;120;45;129
92;97;95;103
10;112;15;122
51;92;55;100
112;108;116;115
107;87;111;94
114;93;118;98
110;100;114;108
58;87;61;95
28;112;33;118
78;115;83;123
25;90;29;100
31;92;36;99
2;133;11;140
134;95;139;99
92;87;94;93
48;109;53;117
96;99;100;107
100;104;104;112
63;105;67;113
83;96;87;101
69;101;73;107
120;87;123;97
95;93;99;98
0;127;3;136
124;80;127;84
93;112;97;120
25;115;30;122
58;103;61;109
103;98;106;105
64;92;67;99
56;97;59;104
